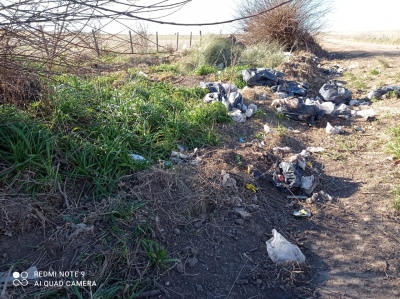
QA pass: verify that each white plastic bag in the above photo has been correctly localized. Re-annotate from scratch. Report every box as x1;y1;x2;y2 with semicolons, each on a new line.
266;229;305;263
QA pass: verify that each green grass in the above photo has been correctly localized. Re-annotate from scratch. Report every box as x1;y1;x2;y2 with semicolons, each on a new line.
0;71;230;198
370;69;380;75
194;64;217;75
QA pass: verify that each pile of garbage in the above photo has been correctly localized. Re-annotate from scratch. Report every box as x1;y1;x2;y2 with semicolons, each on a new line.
200;82;258;123
272;148;319;195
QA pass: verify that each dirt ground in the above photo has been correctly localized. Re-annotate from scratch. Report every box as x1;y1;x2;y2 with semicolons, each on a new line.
1;36;400;299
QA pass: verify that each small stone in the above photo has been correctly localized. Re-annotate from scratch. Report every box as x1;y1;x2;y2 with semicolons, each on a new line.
195;284;203;292
173;228;181;235
190;247;198;256
234;219;245;226
194;221;203;228
165;281;170;286
187;257;198;268
176;262;184;274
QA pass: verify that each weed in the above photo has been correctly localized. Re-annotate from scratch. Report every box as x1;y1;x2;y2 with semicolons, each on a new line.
276;123;287;136
150;63;179;74
255;132;264;140
254;109;266;119
235;155;242;165
141;239;177;268
377;57;390;68
195;64;217;75
390;188;400;210
370;69;379;75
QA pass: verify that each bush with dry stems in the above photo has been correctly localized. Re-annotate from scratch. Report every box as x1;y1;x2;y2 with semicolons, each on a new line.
236;0;330;53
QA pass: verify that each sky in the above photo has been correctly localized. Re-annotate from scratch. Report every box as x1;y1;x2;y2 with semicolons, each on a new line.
111;0;400;35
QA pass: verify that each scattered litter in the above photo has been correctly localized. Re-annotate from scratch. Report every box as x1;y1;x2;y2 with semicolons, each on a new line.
368;85;400;99
171;151;189;159
293;208;311;217
271;97;324;126
245;103;257;117
138;71;148;77
264;124;273;134
349;99;359;106
306;191;333;203
242;68;284;87
130;154;146;161
301;175;318;195
229;108;246;123
319;80;352;104
326;122;344;134
238;137;244;143
266;229;305;263
69;223;94;239
319;101;335;114
233;208;252;219
275;92;288;99
352;108;376;118
306;147;325;153
272;146;292;155
177;144;188;152
245;183;257;192
354;126;365;132
272;161;303;191
221;171;237;189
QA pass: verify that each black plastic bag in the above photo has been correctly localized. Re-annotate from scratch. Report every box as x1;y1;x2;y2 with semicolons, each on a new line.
242;68;284;87
318;80;352;104
272;161;303;192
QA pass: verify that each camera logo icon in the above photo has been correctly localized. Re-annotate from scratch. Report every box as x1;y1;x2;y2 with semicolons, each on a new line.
12;272;29;286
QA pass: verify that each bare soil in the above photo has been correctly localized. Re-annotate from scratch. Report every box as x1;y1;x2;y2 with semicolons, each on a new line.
1;36;400;299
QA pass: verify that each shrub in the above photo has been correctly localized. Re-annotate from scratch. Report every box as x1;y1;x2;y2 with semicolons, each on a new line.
235;0;330;53
179;35;242;73
195;64;217;75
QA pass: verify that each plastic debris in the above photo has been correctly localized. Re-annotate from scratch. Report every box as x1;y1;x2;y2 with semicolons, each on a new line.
245;183;257;192
368;85;400;99
293;208;311;217
266;229;305;263
319;80;352;104
130;154;146;161
352;108;376;118
306;147;325;153
326;122;344;134
221;171;237;189
233;208;252;219
264;124;273;134
272;147;292;155
301;175;318;195
349;99;359;106
229;108;247;123
238;137;245;143
306;191;333;203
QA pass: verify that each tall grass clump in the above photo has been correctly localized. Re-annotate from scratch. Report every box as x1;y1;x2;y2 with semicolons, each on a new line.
239;42;285;68
0;106;56;192
180;35;242;73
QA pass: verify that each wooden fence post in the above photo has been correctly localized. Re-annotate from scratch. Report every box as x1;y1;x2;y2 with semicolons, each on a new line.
129;30;134;54
190;32;192;47
176;32;179;51
156;31;159;53
200;31;202;43
92;29;100;57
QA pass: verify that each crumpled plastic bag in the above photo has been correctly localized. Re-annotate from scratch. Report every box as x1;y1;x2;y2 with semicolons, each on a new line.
266;229;305;263
319;80;352;104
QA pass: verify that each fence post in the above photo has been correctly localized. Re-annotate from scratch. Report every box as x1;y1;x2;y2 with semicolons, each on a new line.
176;32;179;51
156;31;159;53
92;29;100;57
129;30;134;54
190;32;192;47
200;31;202;44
